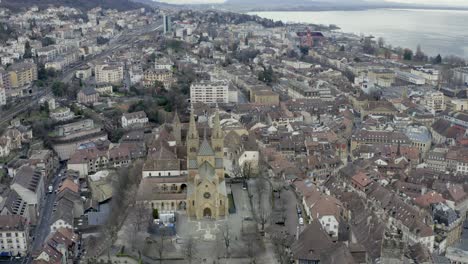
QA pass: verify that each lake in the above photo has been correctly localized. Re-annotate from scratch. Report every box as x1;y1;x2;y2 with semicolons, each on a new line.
251;9;468;58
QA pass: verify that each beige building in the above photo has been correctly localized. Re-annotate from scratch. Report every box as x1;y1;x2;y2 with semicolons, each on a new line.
94;63;123;84
7;62;38;88
251;90;280;105
143;68;173;88
186;109;229;219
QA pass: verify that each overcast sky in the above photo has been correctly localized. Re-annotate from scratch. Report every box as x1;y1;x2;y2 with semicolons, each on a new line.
157;0;468;6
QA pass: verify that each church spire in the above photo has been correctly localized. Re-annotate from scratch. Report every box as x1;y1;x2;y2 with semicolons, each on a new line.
212;105;222;139
188;105;198;140
187;104;199;160
211;106;224;159
173;109;181;124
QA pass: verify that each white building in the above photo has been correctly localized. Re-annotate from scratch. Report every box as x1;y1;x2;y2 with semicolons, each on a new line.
411;67;439;85
0;215;29;257
423;91;446;113
0;87;6;106
190;80;229;104
94;63;124;84
121;111;149;128
49;107;75;122
453;67;468;85
395;71;426;85
75;66;92;80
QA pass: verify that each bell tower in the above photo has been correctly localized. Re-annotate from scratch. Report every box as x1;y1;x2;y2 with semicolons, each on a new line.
172;110;182;144
211;107;224;159
187;106;199;161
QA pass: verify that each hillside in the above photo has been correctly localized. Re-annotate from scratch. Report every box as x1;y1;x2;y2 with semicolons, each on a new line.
0;0;147;12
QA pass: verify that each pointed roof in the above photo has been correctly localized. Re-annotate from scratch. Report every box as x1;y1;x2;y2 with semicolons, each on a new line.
173;110;181;125
212;108;223;139
198;138;214;156
188;105;199;139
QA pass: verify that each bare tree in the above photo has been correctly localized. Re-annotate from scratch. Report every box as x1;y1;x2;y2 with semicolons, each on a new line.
255;177;271;231
377;37;385;48
134;203;151;232
156;232;166;264
271;231;291;264
182;236;197;264
221;223;231;258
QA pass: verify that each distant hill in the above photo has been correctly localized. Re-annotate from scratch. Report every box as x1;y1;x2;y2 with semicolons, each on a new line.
0;0;148;12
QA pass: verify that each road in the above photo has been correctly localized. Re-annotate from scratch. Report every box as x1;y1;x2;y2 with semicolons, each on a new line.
280;188;302;237
0;21;163;127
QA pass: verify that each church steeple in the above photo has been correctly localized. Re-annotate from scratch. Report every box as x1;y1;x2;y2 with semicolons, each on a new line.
172;110;182;143
187;105;199;160
211;106;224;159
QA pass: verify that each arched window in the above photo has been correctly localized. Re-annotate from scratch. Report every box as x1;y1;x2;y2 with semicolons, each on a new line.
220;200;222;205
192;200;195;206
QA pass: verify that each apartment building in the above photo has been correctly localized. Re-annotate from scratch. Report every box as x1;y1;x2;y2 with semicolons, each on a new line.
121;111;149;128
0;215;29;257
411;67;439;85
7;62;38;88
190;80;229;104
94;63;124;84
142;68;173;87
423;91;446;113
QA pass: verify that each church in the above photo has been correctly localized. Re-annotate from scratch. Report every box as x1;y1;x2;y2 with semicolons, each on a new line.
185;109;228;219
136;107;228;220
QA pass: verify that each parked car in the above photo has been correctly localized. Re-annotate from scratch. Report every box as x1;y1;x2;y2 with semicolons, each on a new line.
296;205;302;215
299;217;304;225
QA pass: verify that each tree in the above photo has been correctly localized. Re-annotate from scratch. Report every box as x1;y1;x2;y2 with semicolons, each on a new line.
403;49;413;61
182;236;197;264
377;37;385;48
97;36;110;45
221;223;231;258
23;41;32;58
133;203;150;232
414;44;426;62
41;37;55;47
51;81;68;97
339;45;345;52
256;178;270;232
152;208;159;220
433;54;442;64
258;65;275;85
362;37;375;55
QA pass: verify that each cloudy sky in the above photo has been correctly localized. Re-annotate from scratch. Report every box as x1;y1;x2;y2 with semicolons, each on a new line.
157;0;468;6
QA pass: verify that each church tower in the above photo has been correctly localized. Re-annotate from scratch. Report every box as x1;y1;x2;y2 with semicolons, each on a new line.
211;107;224;159
172;110;182;144
187;106;199;161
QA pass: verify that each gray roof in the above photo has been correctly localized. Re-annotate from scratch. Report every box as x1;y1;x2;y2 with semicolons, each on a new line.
198;161;215;183
12;165;42;193
188;159;198;169
87;202;110;226
51;198;74;226
198;138;214;156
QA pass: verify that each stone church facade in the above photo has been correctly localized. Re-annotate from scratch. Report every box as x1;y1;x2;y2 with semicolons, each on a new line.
186;109;229;219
